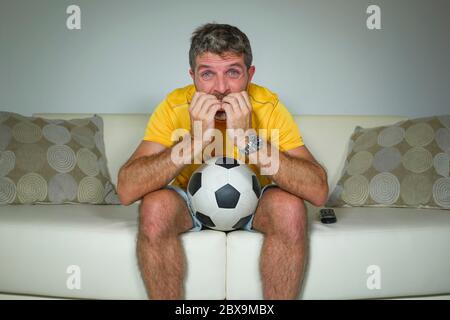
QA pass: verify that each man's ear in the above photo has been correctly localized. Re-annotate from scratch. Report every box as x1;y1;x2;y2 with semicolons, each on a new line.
247;66;256;82
189;69;195;80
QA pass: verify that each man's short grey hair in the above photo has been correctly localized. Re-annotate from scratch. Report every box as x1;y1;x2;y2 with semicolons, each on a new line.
189;23;253;71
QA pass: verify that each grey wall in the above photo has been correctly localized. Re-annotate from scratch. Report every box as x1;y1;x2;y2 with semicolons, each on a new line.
0;0;449;117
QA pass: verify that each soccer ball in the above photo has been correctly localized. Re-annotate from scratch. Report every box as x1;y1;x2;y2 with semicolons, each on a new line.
187;156;261;231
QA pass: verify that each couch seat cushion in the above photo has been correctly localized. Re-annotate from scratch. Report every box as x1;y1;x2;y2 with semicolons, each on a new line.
0;204;226;299
227;207;450;299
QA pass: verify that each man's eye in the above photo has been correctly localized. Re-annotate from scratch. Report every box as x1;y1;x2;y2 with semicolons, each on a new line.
201;71;213;79
227;69;240;77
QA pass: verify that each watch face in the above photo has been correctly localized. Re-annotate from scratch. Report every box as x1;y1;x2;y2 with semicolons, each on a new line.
239;135;262;155
246;135;261;154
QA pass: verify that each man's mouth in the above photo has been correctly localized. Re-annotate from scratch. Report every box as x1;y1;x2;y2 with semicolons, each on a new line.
213;93;229;121
215;109;227;121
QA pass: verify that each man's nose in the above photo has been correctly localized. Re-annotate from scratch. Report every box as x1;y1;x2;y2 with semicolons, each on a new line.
215;75;230;96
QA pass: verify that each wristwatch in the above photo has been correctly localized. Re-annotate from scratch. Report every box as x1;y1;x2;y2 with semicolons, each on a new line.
239;134;263;156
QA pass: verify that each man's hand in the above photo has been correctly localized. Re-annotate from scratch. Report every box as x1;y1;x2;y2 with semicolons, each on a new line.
222;91;253;147
189;92;221;148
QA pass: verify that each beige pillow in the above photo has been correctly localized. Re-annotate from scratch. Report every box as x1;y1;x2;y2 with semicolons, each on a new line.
327;115;450;209
0;111;120;205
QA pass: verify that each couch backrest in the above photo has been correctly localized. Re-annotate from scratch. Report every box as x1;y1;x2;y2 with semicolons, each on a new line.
34;113;407;192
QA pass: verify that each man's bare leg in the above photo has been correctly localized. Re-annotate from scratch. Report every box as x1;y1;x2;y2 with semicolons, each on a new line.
252;187;308;299
136;189;194;300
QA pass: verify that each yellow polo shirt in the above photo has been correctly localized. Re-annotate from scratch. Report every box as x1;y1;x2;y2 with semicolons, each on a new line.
143;83;304;189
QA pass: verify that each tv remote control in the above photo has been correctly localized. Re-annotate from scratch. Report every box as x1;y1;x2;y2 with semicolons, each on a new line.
319;208;337;224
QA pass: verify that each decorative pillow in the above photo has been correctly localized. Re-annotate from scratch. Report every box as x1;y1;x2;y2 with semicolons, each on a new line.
0;111;120;205
327;115;450;209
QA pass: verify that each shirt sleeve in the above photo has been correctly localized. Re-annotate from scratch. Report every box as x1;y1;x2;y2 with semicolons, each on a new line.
143;99;176;148
267;100;304;152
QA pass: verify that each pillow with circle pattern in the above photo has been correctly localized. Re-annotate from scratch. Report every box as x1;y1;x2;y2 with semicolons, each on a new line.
0;111;120;205
326;115;450;209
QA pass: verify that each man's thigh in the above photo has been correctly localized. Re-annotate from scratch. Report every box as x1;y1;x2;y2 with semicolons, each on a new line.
164;185;203;232
239;183;279;232
138;187;197;234
251;185;307;234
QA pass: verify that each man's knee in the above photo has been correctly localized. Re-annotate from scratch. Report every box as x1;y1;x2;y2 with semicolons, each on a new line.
139;189;191;240
257;188;308;242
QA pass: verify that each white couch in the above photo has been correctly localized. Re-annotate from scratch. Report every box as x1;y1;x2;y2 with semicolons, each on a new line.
1;113;450;300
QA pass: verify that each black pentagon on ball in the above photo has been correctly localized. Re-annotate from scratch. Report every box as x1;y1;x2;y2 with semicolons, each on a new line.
188;172;202;196
215;157;240;169
195;211;216;228
252;175;261;198
232;214;253;230
215;183;240;208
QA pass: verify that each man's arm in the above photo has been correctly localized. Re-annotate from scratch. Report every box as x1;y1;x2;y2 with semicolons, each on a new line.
221;91;328;207
117;137;196;206
117;92;222;206
251;142;329;207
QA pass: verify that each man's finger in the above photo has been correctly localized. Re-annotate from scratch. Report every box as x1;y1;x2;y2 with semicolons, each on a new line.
199;97;220;118
189;93;203;115
190;92;204;112
221;102;233;119
194;95;216;116
190;92;200;107
234;93;249;114
206;103;221;120
241;91;252;111
222;96;240;114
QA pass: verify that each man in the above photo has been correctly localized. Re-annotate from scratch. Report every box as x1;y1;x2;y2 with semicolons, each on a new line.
117;23;328;300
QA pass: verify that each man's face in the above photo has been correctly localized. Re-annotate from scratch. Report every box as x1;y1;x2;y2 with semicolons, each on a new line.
189;51;255;120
